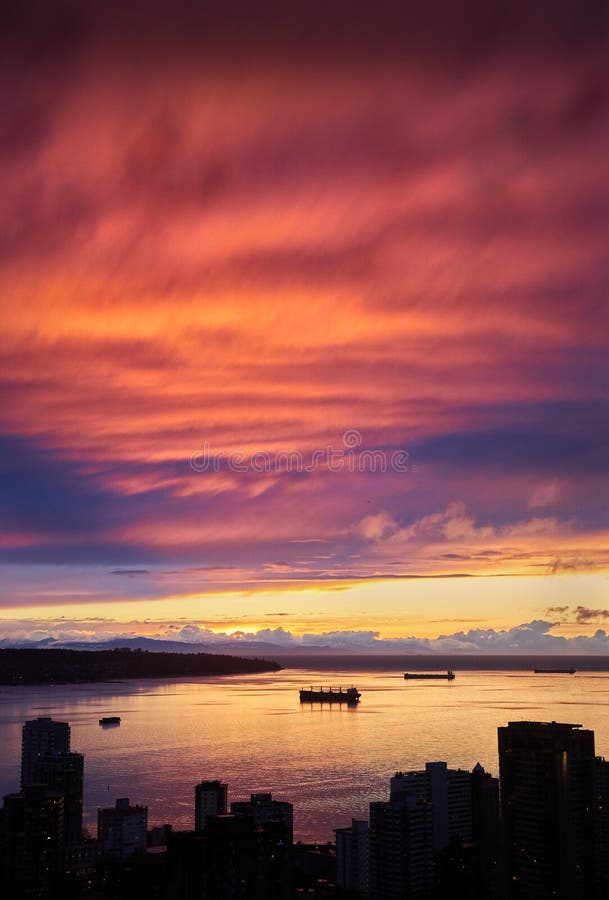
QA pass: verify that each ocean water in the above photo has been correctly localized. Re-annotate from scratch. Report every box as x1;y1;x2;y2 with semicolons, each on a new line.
1;657;609;841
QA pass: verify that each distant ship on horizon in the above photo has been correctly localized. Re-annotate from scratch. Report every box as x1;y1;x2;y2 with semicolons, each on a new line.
533;668;576;674
99;716;121;725
299;686;360;704
404;670;455;681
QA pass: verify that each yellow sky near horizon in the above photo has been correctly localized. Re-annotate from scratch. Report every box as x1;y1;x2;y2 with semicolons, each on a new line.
2;573;608;642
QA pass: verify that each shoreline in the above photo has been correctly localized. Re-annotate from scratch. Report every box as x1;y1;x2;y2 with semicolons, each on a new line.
0;647;281;686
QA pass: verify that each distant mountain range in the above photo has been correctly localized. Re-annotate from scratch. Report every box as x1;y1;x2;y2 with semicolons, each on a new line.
0;636;333;655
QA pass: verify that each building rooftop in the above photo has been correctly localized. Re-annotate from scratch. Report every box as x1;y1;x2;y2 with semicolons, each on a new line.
505;721;583;729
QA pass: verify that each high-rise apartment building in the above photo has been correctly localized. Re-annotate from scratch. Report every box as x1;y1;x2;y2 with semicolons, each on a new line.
33;752;84;846
594;756;609;897
231;793;293;897
369;796;434;900
369;760;501;899
390;760;473;851
167;812;292;900
21;717;70;786
0;785;64;896
194;780;227;832
97;798;148;861
231;792;293;837
335;818;369;896
498;720;596;899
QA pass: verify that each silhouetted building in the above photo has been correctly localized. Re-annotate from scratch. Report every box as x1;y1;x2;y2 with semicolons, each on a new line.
97;797;148;861
369;797;434;899
390;761;472;851
33;752;84;846
292;841;337;891
369;760;500;899
195;780;227;831
21;717;70;787
471;762;499;843
471;762;503;898
231;793;293;895
498;720;596;899
149;823;173;847
231;792;293;837
65;838;100;880
0;784;64;898
166;814;292;899
335;819;369;896
594;756;609;898
429;763;504;900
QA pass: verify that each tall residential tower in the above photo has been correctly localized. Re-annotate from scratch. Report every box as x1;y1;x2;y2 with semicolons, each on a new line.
21;717;70;786
498;720;596;900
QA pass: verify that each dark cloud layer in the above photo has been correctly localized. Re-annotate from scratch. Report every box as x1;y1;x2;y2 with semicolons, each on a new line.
0;435;116;534
4;1;609;67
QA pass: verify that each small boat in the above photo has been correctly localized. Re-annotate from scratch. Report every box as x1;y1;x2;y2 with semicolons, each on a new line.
533;668;576;674
299;686;360;704
404;670;455;680
99;716;121;725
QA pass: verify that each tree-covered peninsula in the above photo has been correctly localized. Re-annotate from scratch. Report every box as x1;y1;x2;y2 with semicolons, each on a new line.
0;647;281;685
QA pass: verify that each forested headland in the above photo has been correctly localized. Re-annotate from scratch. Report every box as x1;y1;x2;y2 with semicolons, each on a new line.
0;647;281;684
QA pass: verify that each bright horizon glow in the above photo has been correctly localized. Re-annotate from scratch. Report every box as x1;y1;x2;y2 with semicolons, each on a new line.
1;574;608;649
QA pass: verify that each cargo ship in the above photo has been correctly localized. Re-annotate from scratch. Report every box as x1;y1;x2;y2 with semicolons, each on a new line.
99;716;121;725
404;670;455;680
533;668;576;674
299;686;360;704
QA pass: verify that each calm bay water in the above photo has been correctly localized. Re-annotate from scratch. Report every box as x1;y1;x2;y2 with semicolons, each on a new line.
2;659;609;841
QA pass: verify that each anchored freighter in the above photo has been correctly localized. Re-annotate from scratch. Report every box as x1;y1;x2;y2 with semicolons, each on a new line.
404;670;455;680
299;686;361;704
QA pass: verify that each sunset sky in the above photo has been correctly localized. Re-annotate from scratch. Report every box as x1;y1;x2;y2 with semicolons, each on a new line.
1;1;609;651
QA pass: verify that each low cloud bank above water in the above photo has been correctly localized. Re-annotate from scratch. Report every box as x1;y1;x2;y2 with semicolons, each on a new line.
3;616;609;654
